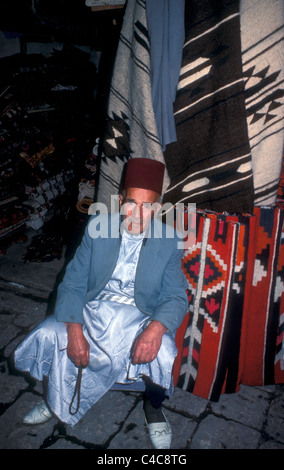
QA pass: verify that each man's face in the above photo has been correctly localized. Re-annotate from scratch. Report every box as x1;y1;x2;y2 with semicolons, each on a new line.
119;187;160;235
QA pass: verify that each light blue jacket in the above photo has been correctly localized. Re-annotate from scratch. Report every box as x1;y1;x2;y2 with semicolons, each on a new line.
55;214;188;332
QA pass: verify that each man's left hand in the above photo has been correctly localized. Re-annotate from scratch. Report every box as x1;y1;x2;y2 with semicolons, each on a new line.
131;320;167;364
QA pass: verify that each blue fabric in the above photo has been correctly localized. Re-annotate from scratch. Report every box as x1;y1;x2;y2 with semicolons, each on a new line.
54;214;188;333
146;0;185;150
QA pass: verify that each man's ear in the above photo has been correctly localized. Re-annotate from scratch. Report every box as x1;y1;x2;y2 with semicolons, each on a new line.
119;193;124;208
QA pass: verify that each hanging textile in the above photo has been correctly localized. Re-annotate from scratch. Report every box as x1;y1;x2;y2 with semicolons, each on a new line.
96;0;167;208
239;206;284;386
240;0;284;206
97;0;283;213
173;207;284;400
146;0;185;150
173;209;250;400
162;0;254;214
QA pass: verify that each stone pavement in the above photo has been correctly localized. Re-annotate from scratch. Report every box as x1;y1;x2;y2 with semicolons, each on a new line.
0;235;284;451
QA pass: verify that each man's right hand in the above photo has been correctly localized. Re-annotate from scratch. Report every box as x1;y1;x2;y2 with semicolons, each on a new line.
66;322;90;368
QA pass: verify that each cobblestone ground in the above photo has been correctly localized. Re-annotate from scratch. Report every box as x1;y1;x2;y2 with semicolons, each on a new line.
0;240;284;450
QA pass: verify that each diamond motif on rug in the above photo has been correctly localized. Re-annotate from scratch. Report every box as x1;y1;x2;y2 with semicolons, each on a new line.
182;243;227;333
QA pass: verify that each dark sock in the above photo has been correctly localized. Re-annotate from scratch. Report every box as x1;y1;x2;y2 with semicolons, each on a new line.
143;378;166;423
143;398;166;424
144;378;166;408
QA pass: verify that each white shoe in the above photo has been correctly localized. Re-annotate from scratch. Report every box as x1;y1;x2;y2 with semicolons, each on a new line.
144;400;172;449
22;400;53;425
146;419;172;449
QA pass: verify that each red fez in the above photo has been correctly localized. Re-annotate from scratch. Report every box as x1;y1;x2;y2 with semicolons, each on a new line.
123;158;165;195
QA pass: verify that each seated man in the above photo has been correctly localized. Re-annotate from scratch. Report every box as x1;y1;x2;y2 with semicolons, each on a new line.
14;158;188;449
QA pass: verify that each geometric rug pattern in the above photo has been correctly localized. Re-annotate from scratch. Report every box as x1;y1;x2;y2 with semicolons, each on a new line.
174;207;284;401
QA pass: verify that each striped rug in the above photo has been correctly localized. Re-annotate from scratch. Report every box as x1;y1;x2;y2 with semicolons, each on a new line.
163;0;254;214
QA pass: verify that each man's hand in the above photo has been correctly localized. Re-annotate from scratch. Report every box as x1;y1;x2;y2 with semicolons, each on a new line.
131;320;167;365
66;322;90;368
